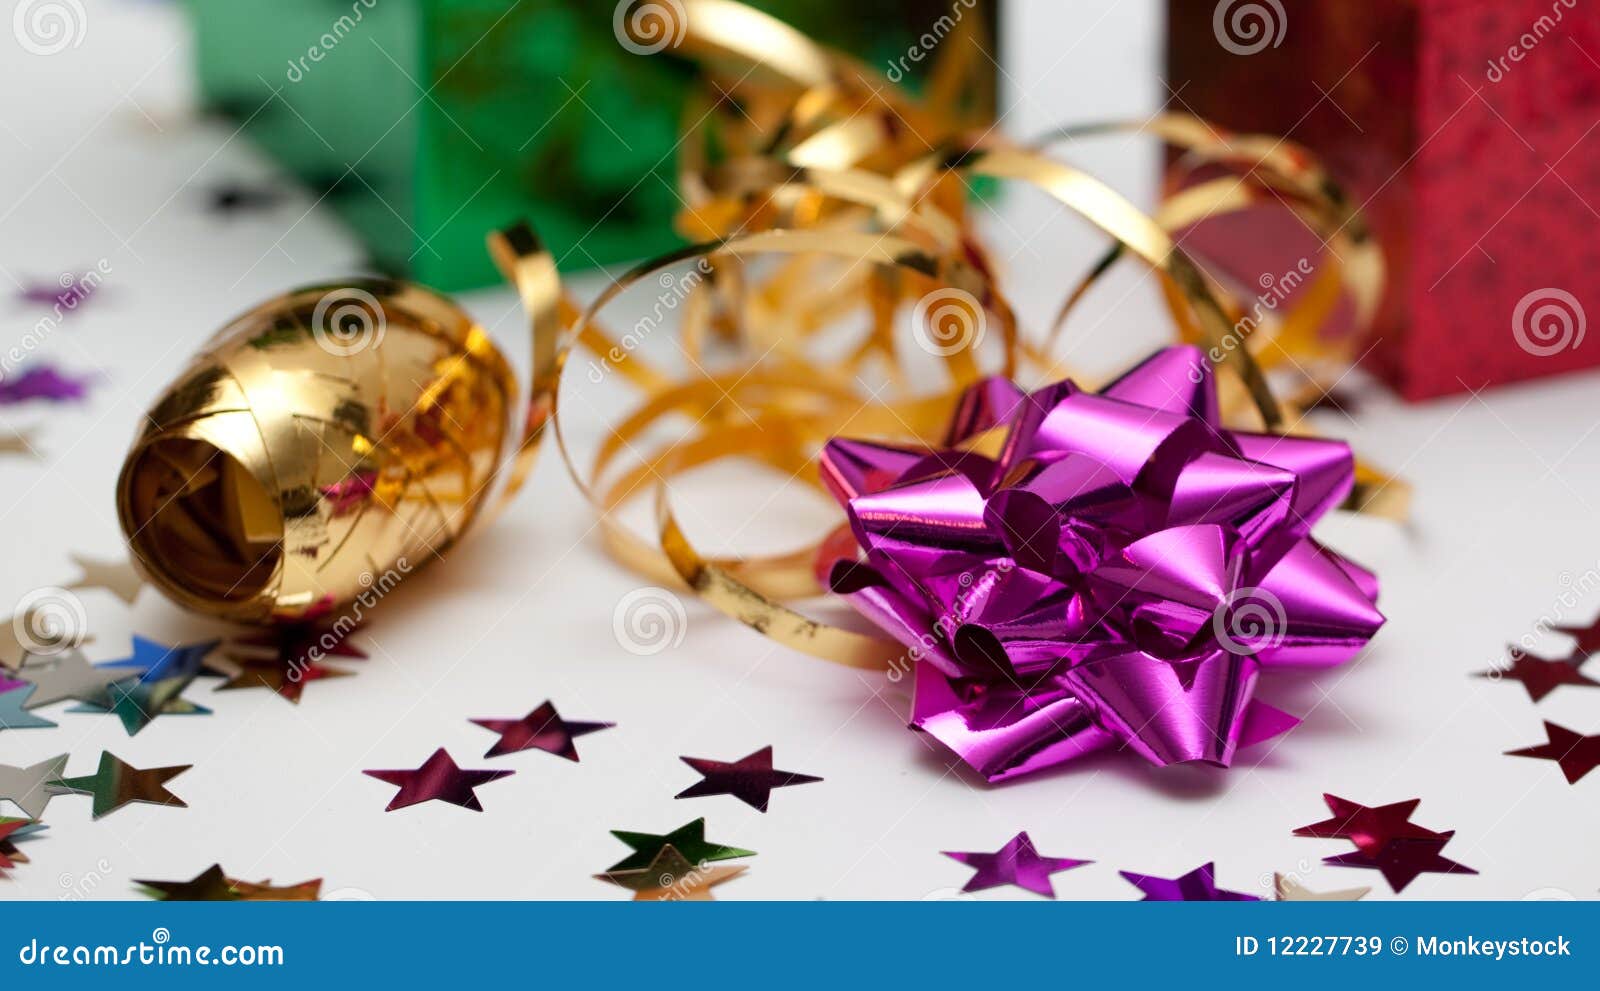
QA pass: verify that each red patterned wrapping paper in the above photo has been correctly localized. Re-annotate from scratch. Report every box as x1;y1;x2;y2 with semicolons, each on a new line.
1168;0;1600;399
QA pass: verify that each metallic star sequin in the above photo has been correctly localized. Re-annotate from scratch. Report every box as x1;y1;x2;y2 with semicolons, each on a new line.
944;832;1090;898
594;844;747;901
16;649;136;708
48;751;190;819
607;818;755;872
1476;646;1598;702
74;636;216;734
0;685;56;730
1120;863;1259;901
65;554;146;606
0;755;69;818
470;700;614;760
675;746;821;812
1506;721;1600;784
1274;873;1369;901
135;864;240;901
1324;834;1477;893
1292;794;1445;855
364;748;513;812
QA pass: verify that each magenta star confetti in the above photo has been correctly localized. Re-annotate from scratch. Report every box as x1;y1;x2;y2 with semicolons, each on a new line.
1476;646;1598;702
17;272;100;312
0;366;93;405
1506;721;1600;784
1120;862;1259;901
675;746;821;812
363;748;513;812
943;832;1090;898
470;700;614;760
1292;794;1446;856
1324;834;1477;893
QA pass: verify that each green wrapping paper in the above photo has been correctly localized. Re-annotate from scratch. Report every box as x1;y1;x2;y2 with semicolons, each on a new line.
183;0;996;289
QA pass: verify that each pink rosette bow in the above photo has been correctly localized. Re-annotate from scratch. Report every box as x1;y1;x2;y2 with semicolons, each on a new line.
820;346;1384;781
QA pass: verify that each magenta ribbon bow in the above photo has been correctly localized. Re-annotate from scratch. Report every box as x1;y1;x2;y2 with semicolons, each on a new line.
820;346;1384;780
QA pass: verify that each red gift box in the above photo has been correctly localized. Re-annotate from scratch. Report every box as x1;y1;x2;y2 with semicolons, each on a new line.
1167;0;1600;399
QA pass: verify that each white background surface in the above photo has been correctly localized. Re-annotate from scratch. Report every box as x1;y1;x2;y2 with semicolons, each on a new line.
0;0;1596;901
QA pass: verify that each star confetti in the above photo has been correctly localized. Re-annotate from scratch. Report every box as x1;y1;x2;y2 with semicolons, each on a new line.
73;636;216;734
229;877;323;901
211;623;366;703
0;755;69;818
17;273;100;311
65;554;146;605
1506;721;1600;784
1556;615;1600;656
471;700;614;760
48;751;190;820
0;429;41;461
0;365;92;405
0;818;34;872
607;818;755;872
675;746;821;812
1120;862;1259;901
1475;646;1598;702
135;864;240;901
364;748;513;812
1324;834;1477;893
0;685;56;731
594;844;747;901
1292;794;1446;855
943;832;1090;898
16;649;136;708
1274;873;1369;901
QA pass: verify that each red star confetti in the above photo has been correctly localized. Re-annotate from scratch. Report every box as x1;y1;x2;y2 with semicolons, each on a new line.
1506;721;1600;784
1475;646;1598;702
675;745;821;812
943;832;1090;898
1556;614;1600;655
470;700;614;760
1293;794;1446;855
364;748;513;812
1324;834;1477;893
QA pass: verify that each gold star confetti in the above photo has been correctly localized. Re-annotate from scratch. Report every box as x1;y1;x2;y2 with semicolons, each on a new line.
65;554;146;605
594;844;747;901
1274;873;1370;901
48;751;190;820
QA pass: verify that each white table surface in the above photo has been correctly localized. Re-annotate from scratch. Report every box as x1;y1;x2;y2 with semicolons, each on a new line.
0;0;1595;901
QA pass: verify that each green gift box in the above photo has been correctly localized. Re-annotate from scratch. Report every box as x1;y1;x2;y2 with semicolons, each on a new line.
184;0;995;290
